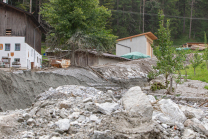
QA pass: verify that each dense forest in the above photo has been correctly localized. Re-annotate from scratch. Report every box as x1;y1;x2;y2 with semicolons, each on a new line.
2;0;208;44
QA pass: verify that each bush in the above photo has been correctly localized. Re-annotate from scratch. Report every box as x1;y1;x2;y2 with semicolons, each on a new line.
150;82;166;91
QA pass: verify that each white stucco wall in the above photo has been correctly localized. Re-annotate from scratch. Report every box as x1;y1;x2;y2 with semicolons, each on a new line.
0;36;42;69
116;35;147;56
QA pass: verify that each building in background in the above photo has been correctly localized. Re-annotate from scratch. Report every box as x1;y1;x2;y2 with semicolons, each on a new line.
0;1;46;69
116;32;157;58
75;50;131;67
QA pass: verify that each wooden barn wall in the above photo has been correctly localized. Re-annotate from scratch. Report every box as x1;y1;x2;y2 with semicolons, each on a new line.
75;52;98;67
0;5;42;54
25;17;42;54
0;5;27;36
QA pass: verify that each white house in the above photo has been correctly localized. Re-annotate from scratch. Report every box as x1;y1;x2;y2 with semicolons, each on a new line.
116;32;157;58
0;1;46;69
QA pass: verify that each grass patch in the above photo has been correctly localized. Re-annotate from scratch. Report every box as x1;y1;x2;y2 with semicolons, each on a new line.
181;62;208;83
204;85;208;90
42;56;48;60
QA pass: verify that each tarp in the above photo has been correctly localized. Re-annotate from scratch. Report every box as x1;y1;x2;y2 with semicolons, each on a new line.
176;47;190;50
121;52;151;60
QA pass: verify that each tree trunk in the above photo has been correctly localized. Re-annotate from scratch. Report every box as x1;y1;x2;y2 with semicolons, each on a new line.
139;0;141;31
194;68;196;75
165;72;169;88
117;0;119;35
183;1;186;33
35;0;38;18
170;75;173;94
143;0;145;33
71;45;75;66
30;0;32;13
38;0;41;23
189;0;194;39
206;60;208;71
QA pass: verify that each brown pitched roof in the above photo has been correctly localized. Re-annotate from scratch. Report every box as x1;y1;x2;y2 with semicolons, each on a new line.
117;32;157;41
0;2;46;34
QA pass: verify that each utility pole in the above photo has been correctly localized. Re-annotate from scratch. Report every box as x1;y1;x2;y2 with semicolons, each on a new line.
189;0;194;39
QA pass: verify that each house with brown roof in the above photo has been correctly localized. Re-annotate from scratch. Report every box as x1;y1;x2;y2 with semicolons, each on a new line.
116;32;157;58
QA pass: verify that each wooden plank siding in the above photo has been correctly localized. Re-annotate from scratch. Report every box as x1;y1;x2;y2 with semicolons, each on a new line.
0;4;42;54
75;52;99;67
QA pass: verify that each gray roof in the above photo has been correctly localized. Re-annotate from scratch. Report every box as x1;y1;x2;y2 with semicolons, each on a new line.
75;50;131;61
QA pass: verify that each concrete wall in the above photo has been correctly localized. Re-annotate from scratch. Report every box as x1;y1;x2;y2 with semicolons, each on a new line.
116;35;147;56
98;57;124;65
0;36;42;69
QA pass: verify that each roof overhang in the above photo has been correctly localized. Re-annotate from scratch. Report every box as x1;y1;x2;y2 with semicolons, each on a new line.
117;32;157;42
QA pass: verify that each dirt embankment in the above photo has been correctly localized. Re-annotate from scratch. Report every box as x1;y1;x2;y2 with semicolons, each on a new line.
0;67;119;111
0;58;157;111
0;70;83;111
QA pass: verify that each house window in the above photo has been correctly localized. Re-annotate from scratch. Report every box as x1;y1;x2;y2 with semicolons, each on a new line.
5;44;10;51
6;29;12;36
15;44;20;51
31;49;33;56
14;58;20;62
37;57;38;63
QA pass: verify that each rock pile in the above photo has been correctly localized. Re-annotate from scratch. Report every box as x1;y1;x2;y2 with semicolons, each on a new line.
0;85;207;139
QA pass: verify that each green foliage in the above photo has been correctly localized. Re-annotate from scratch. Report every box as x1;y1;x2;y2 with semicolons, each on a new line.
14;2;29;11
190;51;204;75
41;0;113;38
204;85;208;90
150;82;166;91
181;61;208;83
151;10;186;93
175;94;181;97
41;0;117;65
154;96;158;100
9;0;208;42
147;71;159;81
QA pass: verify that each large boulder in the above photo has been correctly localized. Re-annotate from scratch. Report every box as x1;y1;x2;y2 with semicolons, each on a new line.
122;86;153;123
158;99;187;124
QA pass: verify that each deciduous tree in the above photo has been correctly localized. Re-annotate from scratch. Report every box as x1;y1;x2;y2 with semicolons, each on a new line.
41;0;117;65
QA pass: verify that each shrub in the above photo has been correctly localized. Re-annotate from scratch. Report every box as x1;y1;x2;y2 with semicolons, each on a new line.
150;82;166;91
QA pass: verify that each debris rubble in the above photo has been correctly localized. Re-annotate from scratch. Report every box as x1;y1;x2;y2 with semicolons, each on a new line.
0;85;207;139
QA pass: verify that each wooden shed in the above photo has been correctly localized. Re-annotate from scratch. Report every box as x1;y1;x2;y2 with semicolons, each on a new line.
116;32;157;58
75;50;131;67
